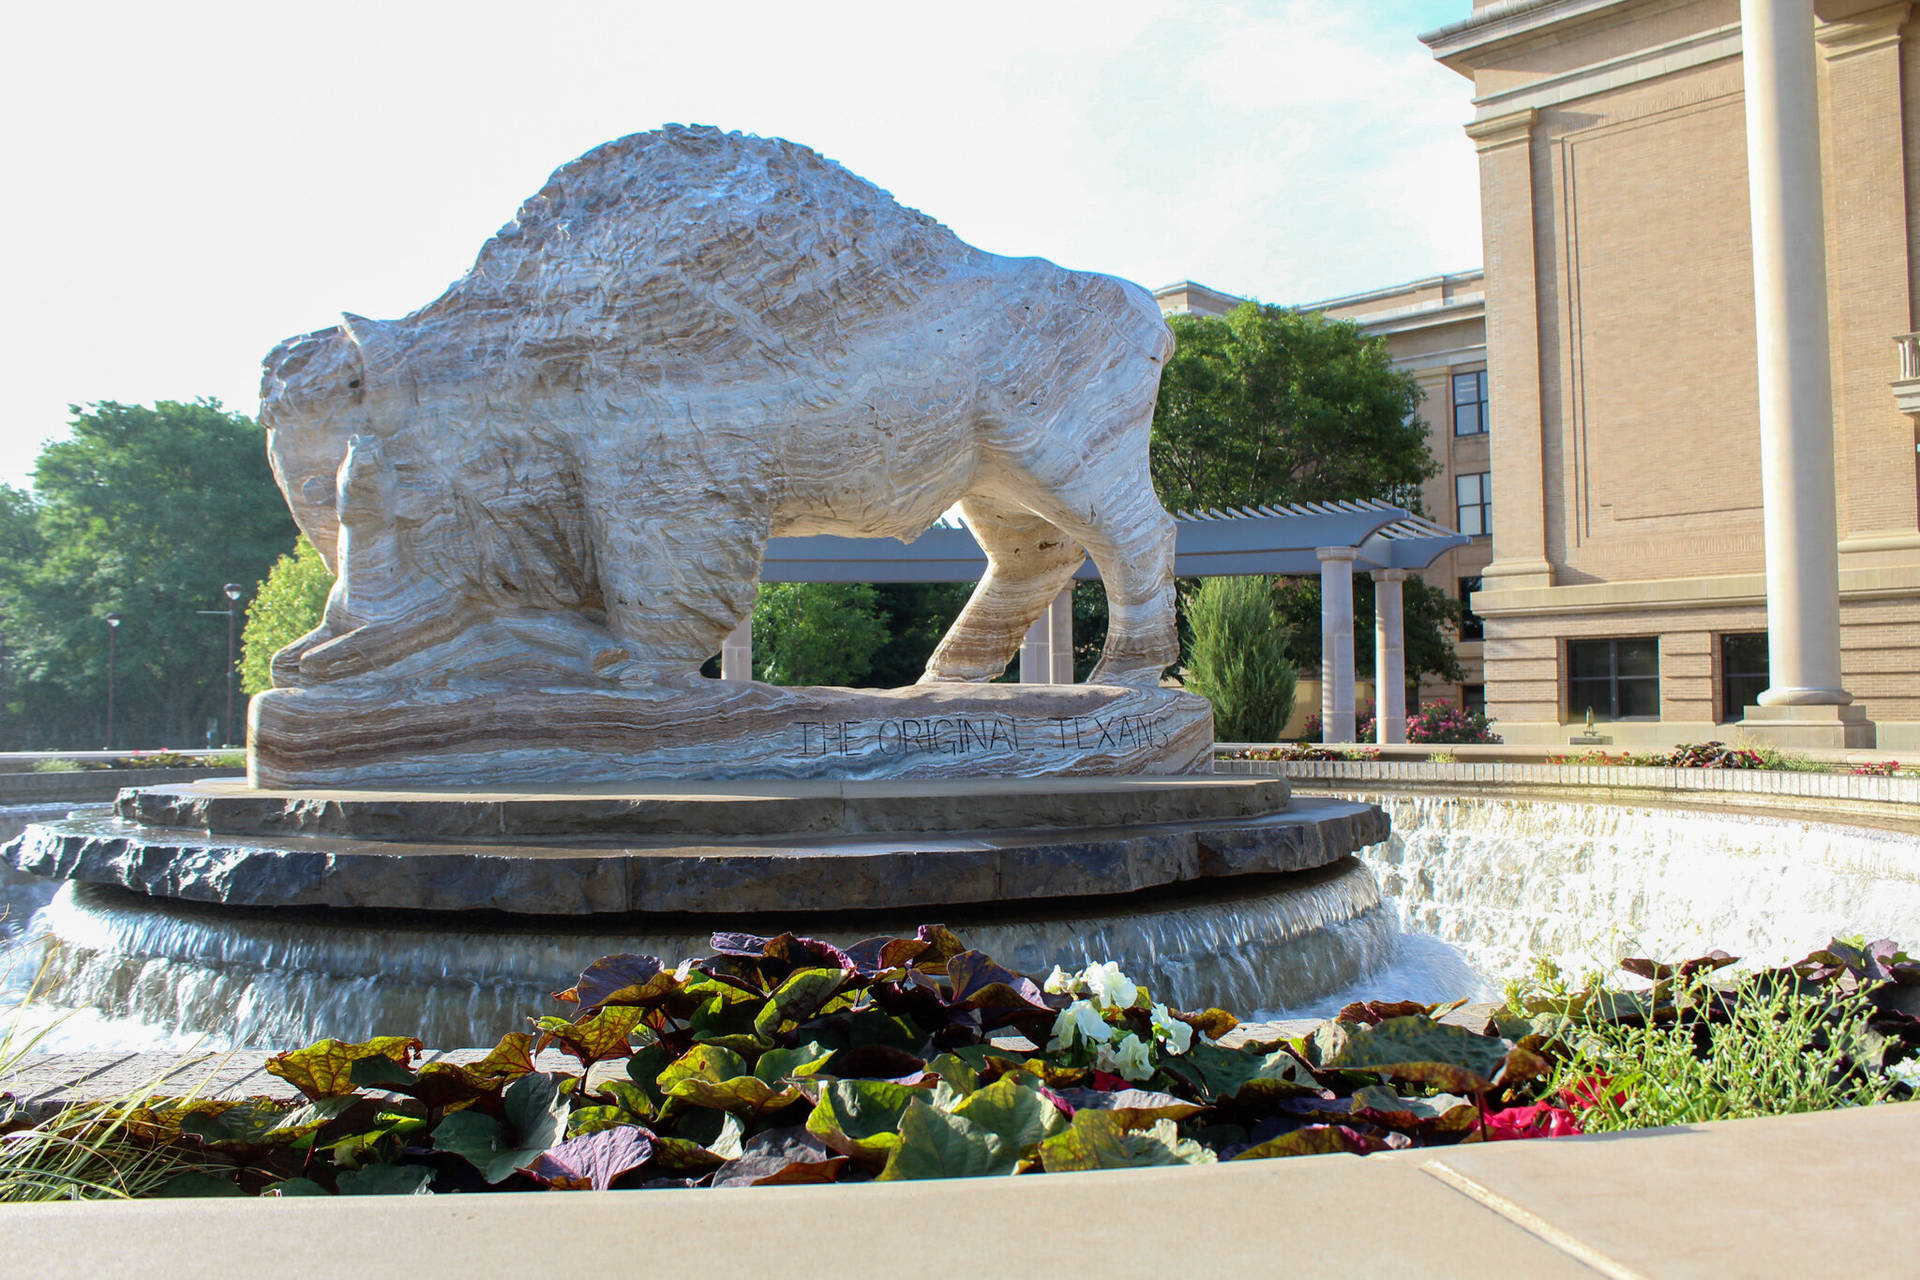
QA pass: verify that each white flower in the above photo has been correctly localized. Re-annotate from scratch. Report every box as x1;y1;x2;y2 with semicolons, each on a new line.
1042;964;1080;996
1150;1003;1193;1054
1073;999;1115;1043
1114;1033;1155;1082
1080;962;1138;1011
1046;999;1114;1052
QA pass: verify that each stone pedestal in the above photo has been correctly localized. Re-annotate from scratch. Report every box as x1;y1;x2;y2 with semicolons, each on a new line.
1737;701;1876;749
249;679;1212;788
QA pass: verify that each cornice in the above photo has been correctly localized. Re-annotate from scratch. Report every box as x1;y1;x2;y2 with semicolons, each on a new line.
1815;2;1911;60
1465;108;1537;152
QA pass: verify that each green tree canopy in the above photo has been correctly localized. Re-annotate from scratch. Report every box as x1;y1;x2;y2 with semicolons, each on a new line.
1151;301;1435;514
1148;301;1460;694
751;582;889;687
239;536;335;696
0;401;296;748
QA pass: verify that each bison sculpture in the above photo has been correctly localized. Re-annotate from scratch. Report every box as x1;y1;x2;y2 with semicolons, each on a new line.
259;125;1179;693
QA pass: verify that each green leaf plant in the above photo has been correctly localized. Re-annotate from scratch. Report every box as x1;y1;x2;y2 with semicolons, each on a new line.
14;929;1912;1197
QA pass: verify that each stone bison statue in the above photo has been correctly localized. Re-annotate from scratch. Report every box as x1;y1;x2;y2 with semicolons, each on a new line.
260;125;1179;692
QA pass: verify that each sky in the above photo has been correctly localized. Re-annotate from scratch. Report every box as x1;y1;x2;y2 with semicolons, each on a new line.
0;0;1480;490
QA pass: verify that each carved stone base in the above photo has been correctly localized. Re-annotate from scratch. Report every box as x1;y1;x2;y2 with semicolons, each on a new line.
248;680;1213;788
1737;702;1877;750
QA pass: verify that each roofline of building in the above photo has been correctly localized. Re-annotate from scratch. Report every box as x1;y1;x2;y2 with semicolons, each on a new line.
1154;268;1487;321
1294;268;1485;316
1419;0;1640;53
1150;280;1249;310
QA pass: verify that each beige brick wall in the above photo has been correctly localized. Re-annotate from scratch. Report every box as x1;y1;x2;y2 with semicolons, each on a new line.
1435;0;1920;746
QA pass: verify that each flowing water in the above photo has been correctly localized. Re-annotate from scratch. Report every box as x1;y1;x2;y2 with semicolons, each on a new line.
12;859;1391;1051
8;790;1919;1050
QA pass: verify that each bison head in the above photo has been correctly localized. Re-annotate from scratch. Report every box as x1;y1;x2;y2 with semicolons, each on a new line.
258;313;392;570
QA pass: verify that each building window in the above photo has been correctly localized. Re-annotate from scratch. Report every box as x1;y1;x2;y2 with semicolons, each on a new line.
1720;632;1768;722
1452;370;1488;436
1458;576;1484;641
1568;637;1661;720
1456;472;1491;537
1462;684;1486;715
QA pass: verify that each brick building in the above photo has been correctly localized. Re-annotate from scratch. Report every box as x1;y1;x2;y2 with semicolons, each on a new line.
1165;1;1920;749
1417;0;1920;749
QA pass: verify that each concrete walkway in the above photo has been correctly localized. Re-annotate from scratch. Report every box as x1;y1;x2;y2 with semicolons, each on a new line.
4;1099;1915;1278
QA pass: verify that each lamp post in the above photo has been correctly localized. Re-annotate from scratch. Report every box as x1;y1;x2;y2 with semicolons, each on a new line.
104;612;122;749
223;583;243;747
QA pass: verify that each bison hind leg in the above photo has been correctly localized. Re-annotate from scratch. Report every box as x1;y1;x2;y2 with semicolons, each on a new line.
922;496;1085;683
981;457;1178;689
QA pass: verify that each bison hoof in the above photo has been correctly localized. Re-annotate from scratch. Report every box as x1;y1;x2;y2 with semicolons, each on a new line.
916;669;998;685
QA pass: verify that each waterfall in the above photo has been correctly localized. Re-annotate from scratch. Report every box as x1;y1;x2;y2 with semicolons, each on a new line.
20;861;1392;1051
11;789;1918;1050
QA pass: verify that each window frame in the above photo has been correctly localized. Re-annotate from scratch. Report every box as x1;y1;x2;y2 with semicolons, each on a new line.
1718;632;1769;723
1457;575;1484;642
1566;637;1662;721
1455;472;1491;538
1452;369;1488;437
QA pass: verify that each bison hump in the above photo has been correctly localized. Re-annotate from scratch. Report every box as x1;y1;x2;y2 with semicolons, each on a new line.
405;125;972;380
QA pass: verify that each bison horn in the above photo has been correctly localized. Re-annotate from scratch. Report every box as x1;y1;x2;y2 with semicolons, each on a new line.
339;312;384;347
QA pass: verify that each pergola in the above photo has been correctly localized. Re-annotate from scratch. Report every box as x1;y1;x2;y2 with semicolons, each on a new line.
727;498;1469;744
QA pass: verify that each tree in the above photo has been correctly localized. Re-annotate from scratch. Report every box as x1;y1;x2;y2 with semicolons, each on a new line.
239;536;335;695
1183;576;1297;742
751;583;889;687
1150;301;1459;690
864;583;973;687
1152;301;1435;514
0;485;46;747
0;401;297;748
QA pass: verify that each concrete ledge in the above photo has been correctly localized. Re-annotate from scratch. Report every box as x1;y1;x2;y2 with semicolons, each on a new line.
123;775;1291;840
0;768;240;805
1216;757;1920;835
1;1093;1912;1278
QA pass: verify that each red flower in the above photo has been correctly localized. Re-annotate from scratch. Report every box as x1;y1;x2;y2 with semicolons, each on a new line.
1558;1073;1627;1111
1481;1103;1584;1141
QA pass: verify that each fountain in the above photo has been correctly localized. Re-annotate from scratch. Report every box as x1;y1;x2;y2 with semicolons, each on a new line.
4;126;1391;1048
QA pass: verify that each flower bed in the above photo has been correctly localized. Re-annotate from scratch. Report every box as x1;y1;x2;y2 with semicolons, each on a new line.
3;930;1913;1198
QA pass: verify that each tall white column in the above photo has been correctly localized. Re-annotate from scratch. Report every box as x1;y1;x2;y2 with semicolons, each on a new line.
1741;0;1850;708
1317;548;1358;743
1372;569;1409;744
720;612;753;682
1048;587;1075;683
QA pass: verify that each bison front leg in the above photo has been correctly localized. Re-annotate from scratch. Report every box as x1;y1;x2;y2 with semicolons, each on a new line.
590;504;766;682
922;496;1086;683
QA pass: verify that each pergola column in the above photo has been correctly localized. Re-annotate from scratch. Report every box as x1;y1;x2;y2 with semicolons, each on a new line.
1736;0;1873;745
1317;547;1358;742
1371;569;1410;744
1048;588;1074;683
720;612;753;682
1020;587;1074;684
